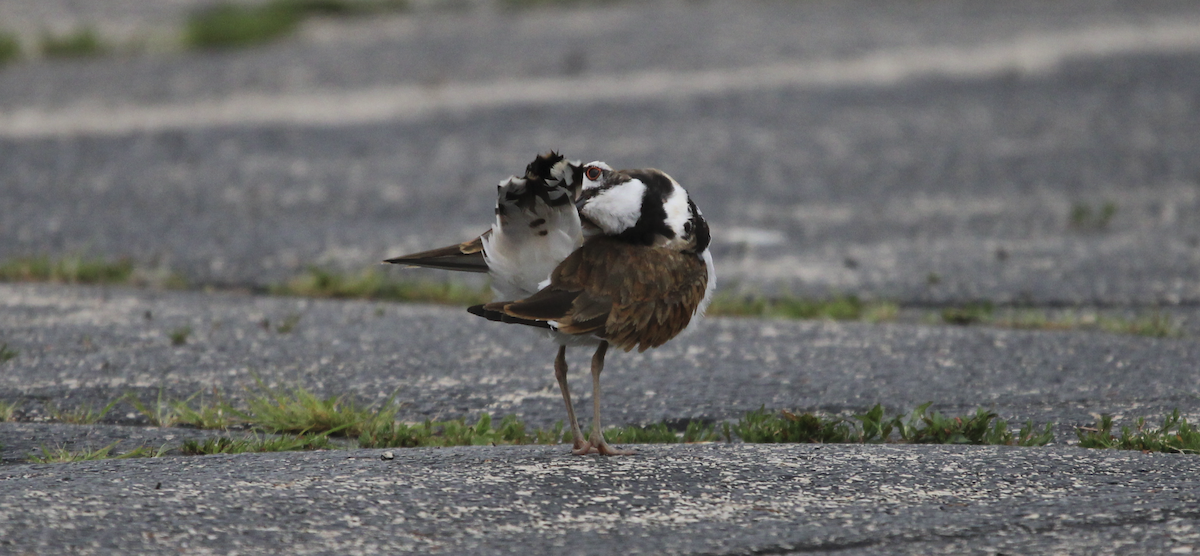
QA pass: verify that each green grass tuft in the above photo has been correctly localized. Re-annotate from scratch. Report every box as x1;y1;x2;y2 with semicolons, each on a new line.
360;413;550;448
180;433;331;455
1069;201;1118;231
0;31;20;66
40;27;108;58
0;343;17;363
954;307;1180;338
271;267;491;305
29;442;167;463
708;293;897;322
603;420;719;444
241;380;397;438
168;326;192;346
729;404;1052;446
896;403;1051;446
1076;410;1200;454
0;255;134;284
47;399;121;425
0;400;17;421
733;407;861;444
185;0;408;49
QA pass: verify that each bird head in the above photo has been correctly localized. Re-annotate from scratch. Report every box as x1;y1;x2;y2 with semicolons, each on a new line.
576;162;709;254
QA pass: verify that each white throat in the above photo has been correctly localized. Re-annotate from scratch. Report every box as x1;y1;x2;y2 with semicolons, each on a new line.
579;179;645;235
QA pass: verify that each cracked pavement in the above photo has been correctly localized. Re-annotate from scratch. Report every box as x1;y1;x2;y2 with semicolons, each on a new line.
3;0;1200;553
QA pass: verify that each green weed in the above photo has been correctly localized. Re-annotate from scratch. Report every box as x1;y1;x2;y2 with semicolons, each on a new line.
0;399;17;421
271;267;491;305
169;326;192;346
603;420;719;444
185;0;408;49
359;413;543;448
896;403;1052;446
0;255;134;284
1076;410;1200;454
730;404;1051;446
241;380;398;438
707;293;897;322
180;432;331;455
1069;201;1118;231
0;31;20;66
733;407;860;443
0;343;17;363
48;398;121;425
40;27;108;58
29;442;167;463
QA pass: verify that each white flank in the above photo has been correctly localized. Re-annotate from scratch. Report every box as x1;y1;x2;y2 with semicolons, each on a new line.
5;21;1200;137
695;249;717;318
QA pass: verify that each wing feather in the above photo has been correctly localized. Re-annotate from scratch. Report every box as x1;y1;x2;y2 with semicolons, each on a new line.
476;236;708;352
384;234;488;273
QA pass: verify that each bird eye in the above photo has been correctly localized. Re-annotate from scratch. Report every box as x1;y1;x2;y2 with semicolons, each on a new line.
585;166;602;181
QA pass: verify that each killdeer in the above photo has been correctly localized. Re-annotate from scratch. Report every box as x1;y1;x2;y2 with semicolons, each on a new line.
386;152;599;449
469;162;715;456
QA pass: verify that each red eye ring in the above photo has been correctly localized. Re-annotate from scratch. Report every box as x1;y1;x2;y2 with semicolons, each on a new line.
585;166;602;181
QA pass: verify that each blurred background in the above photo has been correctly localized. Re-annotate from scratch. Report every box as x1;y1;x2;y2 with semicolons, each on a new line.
2;0;1200;322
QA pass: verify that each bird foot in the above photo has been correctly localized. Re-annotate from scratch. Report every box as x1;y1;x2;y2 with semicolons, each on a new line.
594;442;636;456
571;441;598;456
570;437;634;456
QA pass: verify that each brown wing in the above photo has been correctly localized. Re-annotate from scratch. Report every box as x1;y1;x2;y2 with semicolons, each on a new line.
384;233;488;273
482;236;709;353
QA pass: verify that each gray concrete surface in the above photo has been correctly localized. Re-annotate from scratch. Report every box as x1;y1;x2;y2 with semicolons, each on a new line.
2;0;1200;305
2;443;1199;555
4;0;1200;553
2;283;1198;443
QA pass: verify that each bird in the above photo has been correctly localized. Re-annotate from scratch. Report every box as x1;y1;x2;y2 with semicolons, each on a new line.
387;154;715;456
385;152;598;450
468;161;715;456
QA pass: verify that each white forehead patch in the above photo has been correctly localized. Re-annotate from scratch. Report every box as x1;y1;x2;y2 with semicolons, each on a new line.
580;161;613;191
580;178;646;234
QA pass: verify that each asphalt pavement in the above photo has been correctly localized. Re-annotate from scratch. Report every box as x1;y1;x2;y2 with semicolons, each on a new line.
3;0;1200;553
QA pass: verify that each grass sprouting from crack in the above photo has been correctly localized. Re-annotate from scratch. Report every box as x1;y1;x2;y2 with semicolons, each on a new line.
185;0;408;49
242;380;399;438
942;306;1181;338
127;389;242;429
1076;410;1200;454
0;343;17;363
270;267;491;305
0;400;17;422
0;30;20;66
29;442;168;464
180;433;331;455
1069;201;1118;231
0;255;134;284
708;293;898;323
361;413;552;448
40;27;108;58
47;399;122;425
731;404;1053;447
168;326;192;346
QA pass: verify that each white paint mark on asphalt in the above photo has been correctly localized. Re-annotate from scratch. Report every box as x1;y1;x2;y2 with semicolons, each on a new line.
3;21;1200;137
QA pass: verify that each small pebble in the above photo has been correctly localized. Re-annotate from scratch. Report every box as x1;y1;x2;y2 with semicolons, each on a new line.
380;451;394;460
